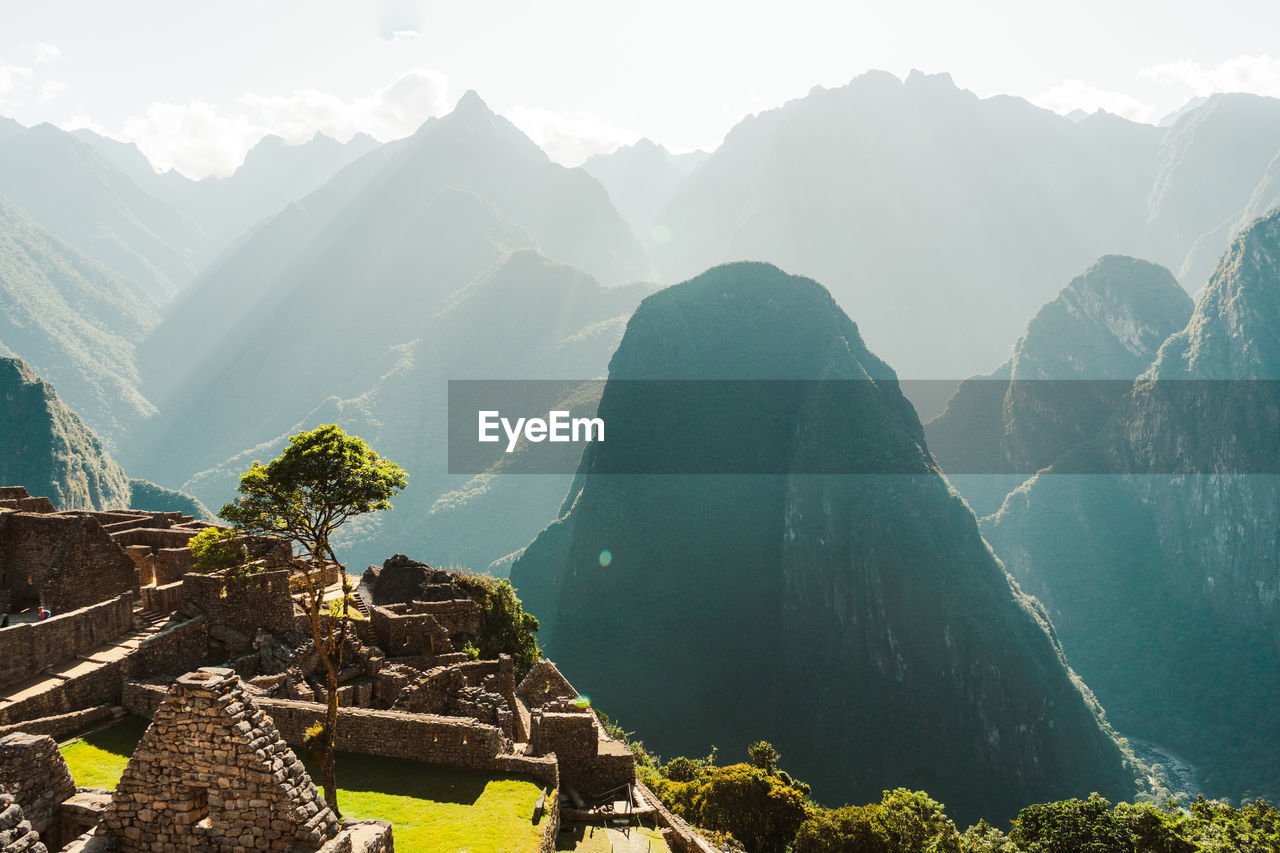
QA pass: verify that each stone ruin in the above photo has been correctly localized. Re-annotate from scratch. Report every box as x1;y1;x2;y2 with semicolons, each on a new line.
0;484;650;850
0;732;76;850
0;790;48;853
101;668;343;853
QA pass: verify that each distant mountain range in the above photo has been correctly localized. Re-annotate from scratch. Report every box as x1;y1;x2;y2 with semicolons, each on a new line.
927;210;1280;803
74;128;382;263
926;255;1193;516
641;71;1280;379
3;71;1280;814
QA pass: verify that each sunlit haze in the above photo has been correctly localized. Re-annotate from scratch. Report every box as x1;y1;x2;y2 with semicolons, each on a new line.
3;0;1280;177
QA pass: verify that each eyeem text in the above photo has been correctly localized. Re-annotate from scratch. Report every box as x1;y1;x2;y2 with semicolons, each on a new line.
478;410;605;453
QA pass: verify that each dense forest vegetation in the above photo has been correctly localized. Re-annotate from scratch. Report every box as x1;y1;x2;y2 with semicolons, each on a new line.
606;720;1280;853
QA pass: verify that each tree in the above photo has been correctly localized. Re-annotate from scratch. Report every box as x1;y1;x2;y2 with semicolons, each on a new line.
188;526;247;573
219;424;407;813
1010;793;1131;853
748;740;781;774
451;570;541;677
692;763;810;853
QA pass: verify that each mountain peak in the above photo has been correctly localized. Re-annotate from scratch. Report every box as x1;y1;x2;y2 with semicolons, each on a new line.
1152;206;1280;378
454;89;492;116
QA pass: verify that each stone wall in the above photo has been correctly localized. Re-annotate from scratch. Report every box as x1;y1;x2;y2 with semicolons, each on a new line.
0;513;138;613
140;580;183;614
103;669;340;853
370;599;482;657
181;568;296;636
0;593;133;690
0;616;208;727
127;616;211;679
530;707;635;796
0;790;48;853
538;789;560;853
392;657;517;738
123;681;560;789
635;782;719;853
0;705;114;741
0;733;77;839
517;660;581;709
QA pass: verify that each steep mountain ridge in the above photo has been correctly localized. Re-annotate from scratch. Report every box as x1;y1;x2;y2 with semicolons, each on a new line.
0;356;132;509
984;209;1280;801
0;121;204;305
175;248;649;573
0;194;158;443
926;255;1193;515
510;261;1136;824
75;128;383;260
0;356;206;516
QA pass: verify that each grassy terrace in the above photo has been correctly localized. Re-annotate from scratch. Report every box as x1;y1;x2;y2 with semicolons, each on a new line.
60;716;549;853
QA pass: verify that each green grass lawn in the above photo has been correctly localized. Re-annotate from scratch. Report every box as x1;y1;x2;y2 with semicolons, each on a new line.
60;716;550;853
59;715;150;789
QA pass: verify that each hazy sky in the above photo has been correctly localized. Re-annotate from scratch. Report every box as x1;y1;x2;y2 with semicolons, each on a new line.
2;1;1279;178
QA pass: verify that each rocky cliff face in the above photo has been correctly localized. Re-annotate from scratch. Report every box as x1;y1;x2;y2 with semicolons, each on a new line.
510;261;1136;824
0;356;132;509
984;209;1280;802
927;255;1192;516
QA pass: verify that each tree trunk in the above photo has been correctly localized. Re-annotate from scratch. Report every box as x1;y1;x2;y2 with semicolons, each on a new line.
322;658;340;814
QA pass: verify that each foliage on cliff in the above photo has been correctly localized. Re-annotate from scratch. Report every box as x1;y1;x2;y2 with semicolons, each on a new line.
452;570;541;678
641;743;1280;853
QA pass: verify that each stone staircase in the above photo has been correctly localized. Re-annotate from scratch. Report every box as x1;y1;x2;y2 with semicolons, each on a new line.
0;607;178;727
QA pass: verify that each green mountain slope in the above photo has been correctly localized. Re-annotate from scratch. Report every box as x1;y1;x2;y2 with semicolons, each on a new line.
0;121;204;305
0;194;158;443
927;255;1193;516
509;261;1136;825
983;209;1280;802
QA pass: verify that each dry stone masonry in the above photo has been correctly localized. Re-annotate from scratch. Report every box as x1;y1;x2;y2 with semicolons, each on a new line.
0;733;76;845
0;790;48;853
0;487;650;849
102;667;340;853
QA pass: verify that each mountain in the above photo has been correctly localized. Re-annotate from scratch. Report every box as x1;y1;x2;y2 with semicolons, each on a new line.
508;261;1137;824
1146;93;1280;283
0;120;203;306
643;75;1280;381
983;209;1280;802
0;193;158;443
582;138;708;238
926;255;1193;516
75;129;382;259
0;356;132;509
135;91;648;415
0;356;205;517
177;249;648;573
646;70;1166;378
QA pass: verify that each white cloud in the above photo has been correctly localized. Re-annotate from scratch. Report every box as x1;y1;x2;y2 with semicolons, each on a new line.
104;68;449;180
38;80;66;103
1032;79;1160;124
1140;54;1280;99
119;101;263;179
33;42;61;63
0;63;33;98
239;67;449;144
506;106;639;166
